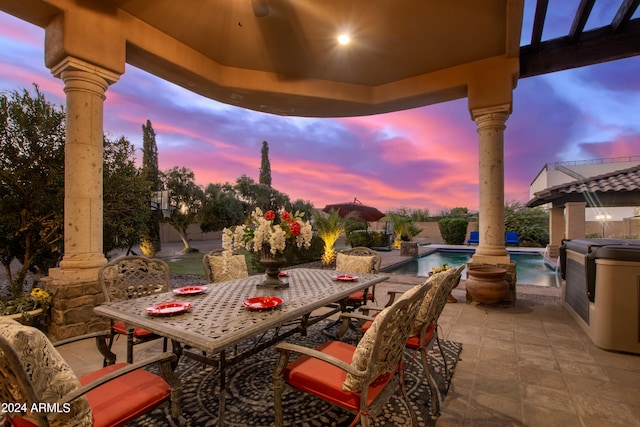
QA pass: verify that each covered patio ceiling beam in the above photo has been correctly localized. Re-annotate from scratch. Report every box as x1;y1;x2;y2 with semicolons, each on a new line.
611;0;640;33
519;18;640;78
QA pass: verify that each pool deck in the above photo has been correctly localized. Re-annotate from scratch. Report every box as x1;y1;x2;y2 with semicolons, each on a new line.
58;240;639;426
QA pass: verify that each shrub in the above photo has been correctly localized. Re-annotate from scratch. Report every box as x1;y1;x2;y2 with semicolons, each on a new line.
438;218;469;245
346;231;387;248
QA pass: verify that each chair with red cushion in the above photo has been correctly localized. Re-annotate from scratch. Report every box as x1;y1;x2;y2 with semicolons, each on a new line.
0;318;181;427
323;247;382;338
335;247;382;308
340;265;464;416
202;249;249;283
273;280;429;427
99;255;171;364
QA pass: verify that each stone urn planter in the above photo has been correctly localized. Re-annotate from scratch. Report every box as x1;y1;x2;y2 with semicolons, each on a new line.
465;266;509;304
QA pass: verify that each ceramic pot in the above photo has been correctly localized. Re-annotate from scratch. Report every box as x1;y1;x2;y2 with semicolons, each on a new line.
258;246;289;289
465;267;508;304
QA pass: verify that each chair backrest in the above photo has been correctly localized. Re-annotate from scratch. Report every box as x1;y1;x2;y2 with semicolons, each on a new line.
423;265;465;326
506;231;519;244
335;247;382;274
99;255;171;303
468;231;479;243
412;265;465;336
0;318;92;426
202;249;249;283
343;282;429;392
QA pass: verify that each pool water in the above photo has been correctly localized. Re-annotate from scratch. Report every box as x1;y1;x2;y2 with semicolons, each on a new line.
387;249;560;287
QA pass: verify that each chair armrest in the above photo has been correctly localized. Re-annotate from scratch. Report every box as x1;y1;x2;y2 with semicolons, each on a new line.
61;351;179;404
54;330;116;366
357;304;383;316
385;290;405;307
339;312;375;323
273;342;361;377
53;330;112;346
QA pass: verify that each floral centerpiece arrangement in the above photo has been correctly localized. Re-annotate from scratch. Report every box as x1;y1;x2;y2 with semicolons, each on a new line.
0;288;52;323
222;207;313;288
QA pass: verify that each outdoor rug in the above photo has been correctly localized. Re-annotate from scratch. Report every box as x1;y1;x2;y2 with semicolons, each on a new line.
128;322;462;427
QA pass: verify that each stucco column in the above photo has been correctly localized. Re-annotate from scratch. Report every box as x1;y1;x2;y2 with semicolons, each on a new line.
471;105;511;265
565;202;587;240
48;58;119;281
547;206;565;258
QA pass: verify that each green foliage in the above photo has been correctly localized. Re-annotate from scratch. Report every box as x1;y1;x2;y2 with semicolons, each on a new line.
103;135;150;255
432;206;475;222
140;119;161;255
346;231;388;248
288;199;315;220
313;210;345;266
234;175;290;215
259;140;272;187
0;85;65;298
438;218;469;245
384;210;422;241
409;208;430;222
162;166;205;252
503;201;549;247
284;234;324;265
200;183;245;232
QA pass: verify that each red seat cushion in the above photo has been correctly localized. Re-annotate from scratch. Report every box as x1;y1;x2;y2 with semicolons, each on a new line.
112;321;155;338
283;341;394;411
362;321;436;350
405;324;436;350
79;363;170;427
6;418;38;427
347;290;373;303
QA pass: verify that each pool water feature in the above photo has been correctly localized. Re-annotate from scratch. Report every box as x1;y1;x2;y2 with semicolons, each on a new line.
386;249;560;287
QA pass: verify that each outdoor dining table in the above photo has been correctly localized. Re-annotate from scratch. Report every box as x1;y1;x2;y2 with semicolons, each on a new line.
93;267;389;426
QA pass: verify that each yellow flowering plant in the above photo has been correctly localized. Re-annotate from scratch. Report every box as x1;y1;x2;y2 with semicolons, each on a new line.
431;263;451;274
0;287;52;318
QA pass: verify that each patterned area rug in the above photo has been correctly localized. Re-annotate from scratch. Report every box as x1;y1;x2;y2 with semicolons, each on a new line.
129;322;462;427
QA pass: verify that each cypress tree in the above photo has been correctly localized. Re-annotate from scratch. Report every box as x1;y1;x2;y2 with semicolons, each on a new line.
140;119;162;255
259;140;272;187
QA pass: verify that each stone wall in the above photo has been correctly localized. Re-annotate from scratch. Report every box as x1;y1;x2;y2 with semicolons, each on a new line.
42;277;109;340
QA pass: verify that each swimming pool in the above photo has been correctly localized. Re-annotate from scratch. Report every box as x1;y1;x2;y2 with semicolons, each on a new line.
385;248;560;287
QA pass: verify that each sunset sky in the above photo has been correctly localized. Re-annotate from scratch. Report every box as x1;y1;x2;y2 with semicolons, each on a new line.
1;2;639;213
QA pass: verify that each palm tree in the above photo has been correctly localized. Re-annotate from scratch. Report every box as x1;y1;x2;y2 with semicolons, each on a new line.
313;210;345;267
384;212;421;248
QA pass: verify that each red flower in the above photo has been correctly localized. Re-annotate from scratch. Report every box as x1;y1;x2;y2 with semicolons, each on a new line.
280;211;291;222
264;210;276;221
289;221;301;237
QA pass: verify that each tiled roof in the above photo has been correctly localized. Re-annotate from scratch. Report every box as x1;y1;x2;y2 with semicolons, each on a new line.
527;165;640;207
562;165;640;193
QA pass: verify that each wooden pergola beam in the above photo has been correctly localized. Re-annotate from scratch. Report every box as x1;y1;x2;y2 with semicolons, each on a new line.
611;0;640;33
520;19;640;78
569;0;596;43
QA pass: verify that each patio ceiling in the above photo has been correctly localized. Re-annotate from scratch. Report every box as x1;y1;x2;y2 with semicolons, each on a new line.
0;0;638;117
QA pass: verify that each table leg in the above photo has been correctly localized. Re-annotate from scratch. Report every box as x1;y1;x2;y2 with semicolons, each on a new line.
170;339;183;370
218;349;227;426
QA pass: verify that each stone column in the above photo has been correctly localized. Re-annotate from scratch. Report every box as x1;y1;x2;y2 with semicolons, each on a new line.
565;202;587;240
547;206;565;259
470;105;511;265
44;58;119;339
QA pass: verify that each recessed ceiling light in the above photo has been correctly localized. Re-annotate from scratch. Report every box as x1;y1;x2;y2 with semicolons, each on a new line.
337;34;351;45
